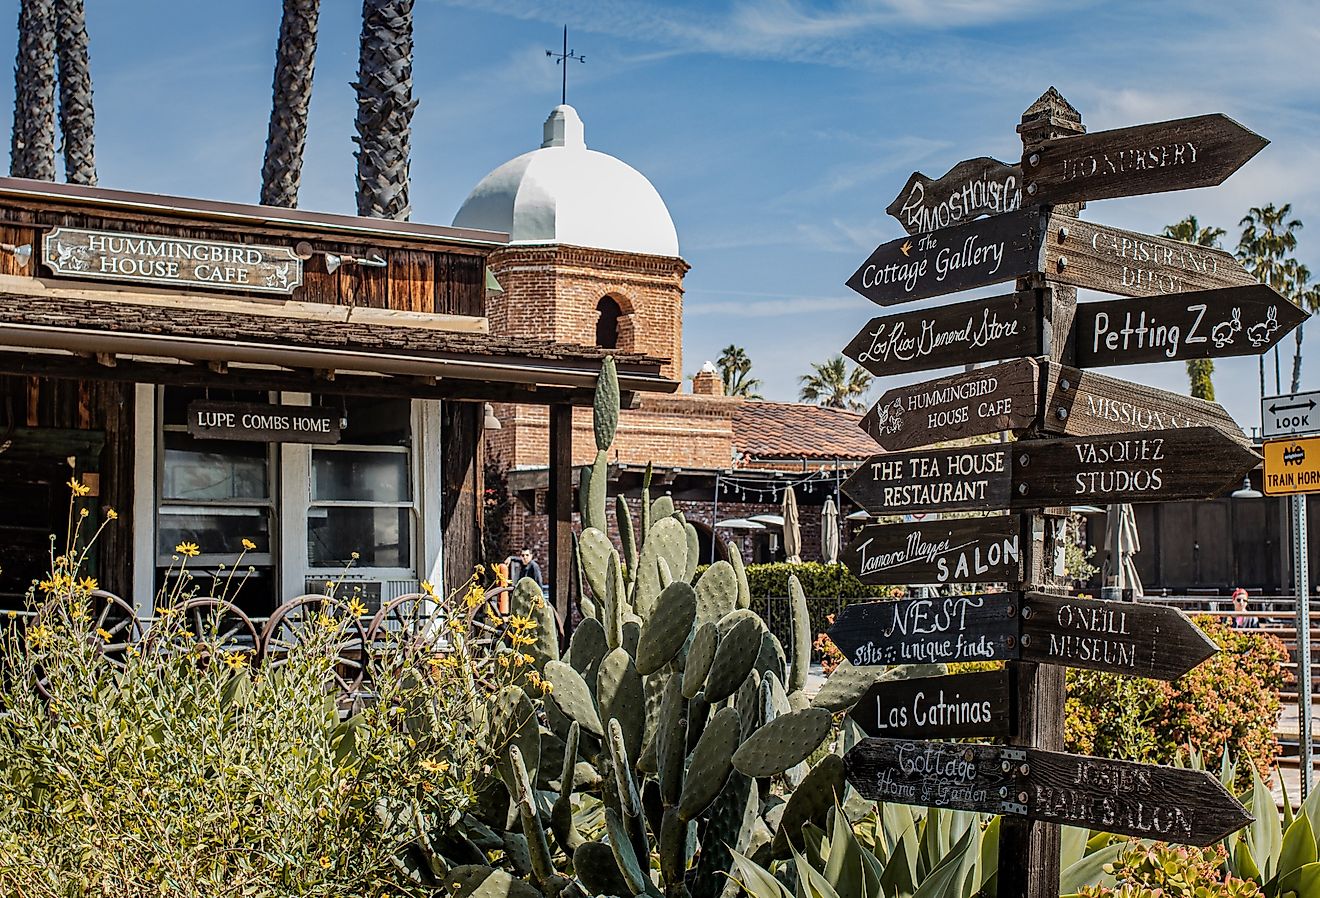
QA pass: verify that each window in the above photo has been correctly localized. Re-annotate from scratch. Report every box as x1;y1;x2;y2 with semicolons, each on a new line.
157;387;275;614
307;397;413;570
596;295;621;349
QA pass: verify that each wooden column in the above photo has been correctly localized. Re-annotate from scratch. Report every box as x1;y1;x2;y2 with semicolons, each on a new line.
998;87;1086;898
548;404;574;645
441;401;484;598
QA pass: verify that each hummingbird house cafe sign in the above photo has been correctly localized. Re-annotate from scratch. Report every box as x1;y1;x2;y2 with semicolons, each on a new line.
42;227;304;295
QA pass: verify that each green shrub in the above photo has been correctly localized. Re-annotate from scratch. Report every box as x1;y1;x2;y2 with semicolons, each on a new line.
1074;842;1264;897
1065;616;1285;788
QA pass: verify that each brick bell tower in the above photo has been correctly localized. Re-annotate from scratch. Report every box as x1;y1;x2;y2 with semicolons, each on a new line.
453;104;688;383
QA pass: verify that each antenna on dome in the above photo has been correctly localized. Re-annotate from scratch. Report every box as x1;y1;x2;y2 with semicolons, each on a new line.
546;25;585;106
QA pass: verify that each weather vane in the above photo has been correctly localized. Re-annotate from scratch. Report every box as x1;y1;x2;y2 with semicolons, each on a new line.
546;25;585;106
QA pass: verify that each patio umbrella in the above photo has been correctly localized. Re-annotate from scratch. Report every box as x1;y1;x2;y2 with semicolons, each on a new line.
782;486;802;564
715;518;765;530
821;495;840;564
1101;503;1144;599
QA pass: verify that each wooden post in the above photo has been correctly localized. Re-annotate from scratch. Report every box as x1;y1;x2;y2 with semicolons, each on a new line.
998;87;1086;898
548;404;575;646
441;400;484;598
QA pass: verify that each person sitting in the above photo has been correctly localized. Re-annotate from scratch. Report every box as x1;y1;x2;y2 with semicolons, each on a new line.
1231;588;1259;630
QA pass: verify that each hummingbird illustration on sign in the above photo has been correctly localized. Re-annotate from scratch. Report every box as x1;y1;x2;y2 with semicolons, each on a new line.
900;240;913;257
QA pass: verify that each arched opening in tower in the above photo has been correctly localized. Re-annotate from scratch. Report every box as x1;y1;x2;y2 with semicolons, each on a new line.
595;295;621;349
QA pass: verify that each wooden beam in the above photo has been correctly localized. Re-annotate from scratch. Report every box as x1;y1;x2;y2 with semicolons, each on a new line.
548;404;575;647
441;401;483;598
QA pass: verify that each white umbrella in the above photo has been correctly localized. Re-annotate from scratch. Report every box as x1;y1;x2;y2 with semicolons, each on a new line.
748;514;784;527
821;495;840;564
1101;503;1144;599
782;486;802;564
715;518;765;530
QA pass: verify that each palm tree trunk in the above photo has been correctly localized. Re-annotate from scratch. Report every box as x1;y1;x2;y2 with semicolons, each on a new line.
1293;321;1305;394
11;0;56;180
54;0;94;185
261;0;319;208
353;0;414;221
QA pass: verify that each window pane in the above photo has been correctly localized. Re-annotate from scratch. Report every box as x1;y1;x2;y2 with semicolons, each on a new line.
163;434;268;501
312;450;409;502
307;506;410;568
157;509;270;558
162;387;270;426
314;396;411;445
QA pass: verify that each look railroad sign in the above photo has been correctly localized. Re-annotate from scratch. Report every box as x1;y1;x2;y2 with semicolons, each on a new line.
1262;390;1320;440
844;738;1252;846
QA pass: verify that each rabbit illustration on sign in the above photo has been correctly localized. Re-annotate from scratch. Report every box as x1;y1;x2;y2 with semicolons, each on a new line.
1247;306;1280;347
871;398;905;435
1211;308;1241;348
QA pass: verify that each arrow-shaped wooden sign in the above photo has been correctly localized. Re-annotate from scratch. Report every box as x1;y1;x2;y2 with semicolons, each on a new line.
1023;113;1268;206
845;208;1044;306
842;515;1022;586
850;669;1015;739
1042;213;1257;298
830;591;1217;680
844;290;1040;379
843;427;1259;515
886;157;1024;236
1075;283;1305;368
844;738;1252;846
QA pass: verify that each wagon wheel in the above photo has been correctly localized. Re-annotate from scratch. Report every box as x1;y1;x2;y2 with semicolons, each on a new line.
32;590;142;700
262;595;368;698
366;592;447;665
145;597;260;668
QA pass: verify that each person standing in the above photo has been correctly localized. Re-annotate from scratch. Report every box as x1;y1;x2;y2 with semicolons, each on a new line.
506;548;544;591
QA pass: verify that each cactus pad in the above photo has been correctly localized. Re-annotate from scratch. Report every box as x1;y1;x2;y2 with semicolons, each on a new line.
732;707;833;778
634;517;688;622
655;675;688;806
688;772;757;898
578;527;614;601
678;706;741;821
586;449;609;534
727;542;751;610
682;621;720;699
593;355;619;451
695;561;738;626
543;660;604;738
753;630;788;685
443;865;543;898
567;616;608;688
770;753;846;858
787;574;810;693
492;685;540;794
635;581;697;675
509;577;558;668
605;807;654;896
650;494;676;521
811;661;944;713
703;610;766;703
573;842;632;898
683;522;700;583
597;647;645;762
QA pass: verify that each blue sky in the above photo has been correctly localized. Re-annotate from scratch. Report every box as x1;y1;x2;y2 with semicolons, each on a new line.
3;0;1318;435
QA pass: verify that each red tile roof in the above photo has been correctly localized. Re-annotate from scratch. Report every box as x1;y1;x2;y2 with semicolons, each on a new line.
732;401;876;461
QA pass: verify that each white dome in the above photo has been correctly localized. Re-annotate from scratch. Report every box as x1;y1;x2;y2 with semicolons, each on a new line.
453;105;679;257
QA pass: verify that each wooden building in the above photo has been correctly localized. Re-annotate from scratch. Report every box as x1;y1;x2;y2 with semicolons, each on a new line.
0;178;676;619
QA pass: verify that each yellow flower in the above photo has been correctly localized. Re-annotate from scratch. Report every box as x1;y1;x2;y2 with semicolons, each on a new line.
66;478;91;497
318;856;332;870
318;613;337;631
6;610;15;619
78;577;98;592
420;580;436;598
223;651;248;671
95;627;111;643
420;758;450;774
465;585;486;610
347;597;369;618
446;618;464;633
104;507;118;521
508;615;536;632
78;508;89;518
474;563;486;576
241;538;256;551
175;542;200;558
510;632;535;647
27;625;52;649
350;551;360;561
497;655;511;669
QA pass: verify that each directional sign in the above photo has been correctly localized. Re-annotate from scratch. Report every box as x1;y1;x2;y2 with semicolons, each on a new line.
1263;436;1320;496
844;427;1259;515
1262;390;1320;440
844;290;1040;379
849;670;1014;739
862;359;1039;451
844;738;1252;846
1074;284;1304;369
826;592;1020;667
1043;214;1257;298
1020;593;1219;681
845;208;1044;306
886;157;1023;236
842;516;1022;586
1023;113;1268;206
1041;362;1248;446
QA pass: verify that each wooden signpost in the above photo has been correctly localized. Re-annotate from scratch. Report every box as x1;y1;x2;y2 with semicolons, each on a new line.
843;427;1259;515
843;515;1022;586
830;591;1216;680
845;738;1252;846
849;669;1014;739
843;290;1040;378
1075;283;1305;368
845;208;1044;306
1023;113;1268;206
831;92;1261;894
886;157;1023;235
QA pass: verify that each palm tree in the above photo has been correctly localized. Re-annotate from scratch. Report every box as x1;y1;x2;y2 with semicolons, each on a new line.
799;356;872;412
353;0;414;221
54;0;94;185
717;344;763;399
261;0;319;207
1238;204;1303;395
1163;216;1226;401
10;0;56;181
1286;261;1320;393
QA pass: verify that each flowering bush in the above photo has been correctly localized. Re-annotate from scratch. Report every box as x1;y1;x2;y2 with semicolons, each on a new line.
1074;842;1263;897
0;483;534;897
